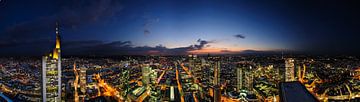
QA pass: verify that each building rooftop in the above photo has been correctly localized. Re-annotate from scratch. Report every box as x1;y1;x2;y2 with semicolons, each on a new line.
279;81;318;102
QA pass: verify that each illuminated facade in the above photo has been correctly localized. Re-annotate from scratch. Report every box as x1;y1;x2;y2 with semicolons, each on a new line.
285;58;295;82
120;66;130;97
237;63;254;91
188;54;196;73
149;68;159;101
213;61;220;85
237;66;243;91
213;61;221;102
42;22;62;102
142;64;151;85
79;66;87;99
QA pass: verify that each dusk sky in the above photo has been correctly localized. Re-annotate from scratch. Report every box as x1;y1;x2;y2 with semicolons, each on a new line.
1;0;360;56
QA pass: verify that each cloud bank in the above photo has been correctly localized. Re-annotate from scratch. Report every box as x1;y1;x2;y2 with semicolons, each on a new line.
0;38;214;56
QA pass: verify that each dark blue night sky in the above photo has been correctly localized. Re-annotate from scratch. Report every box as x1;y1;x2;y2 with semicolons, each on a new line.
1;0;360;56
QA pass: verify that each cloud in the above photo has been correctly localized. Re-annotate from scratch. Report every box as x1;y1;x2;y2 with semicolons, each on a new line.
0;38;215;56
143;17;159;35
193;39;213;49
220;50;232;52
87;39;213;55
144;29;151;35
2;0;124;42
0;0;125;56
1;37;288;56
234;34;246;39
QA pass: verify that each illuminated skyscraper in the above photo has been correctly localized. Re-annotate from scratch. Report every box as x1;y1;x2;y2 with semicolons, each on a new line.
213;61;221;102
142;64;151;85
73;63;79;102
188;54;193;72
236;66;243;92
42;22;62;102
141;64;159;101
120;66;130;97
79;66;87;100
285;58;295;82
213;61;220;85
149;68;159;101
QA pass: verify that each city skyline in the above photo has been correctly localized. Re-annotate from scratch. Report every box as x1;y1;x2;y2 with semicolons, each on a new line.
1;1;360;102
1;0;360;56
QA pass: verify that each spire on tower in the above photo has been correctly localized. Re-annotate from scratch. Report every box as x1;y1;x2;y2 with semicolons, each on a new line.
55;22;59;35
53;22;61;59
55;22;61;49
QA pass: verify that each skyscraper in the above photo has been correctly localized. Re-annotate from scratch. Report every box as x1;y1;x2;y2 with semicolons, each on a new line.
79;66;87;100
188;54;194;74
236;66;243;92
42;22;62;102
149;68;159;101
285;58;295;82
142;64;151;86
237;62;254;92
213;61;220;85
213;85;221;102
213;61;221;102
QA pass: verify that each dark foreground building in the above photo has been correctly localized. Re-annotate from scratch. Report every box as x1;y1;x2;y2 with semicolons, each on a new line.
279;81;319;102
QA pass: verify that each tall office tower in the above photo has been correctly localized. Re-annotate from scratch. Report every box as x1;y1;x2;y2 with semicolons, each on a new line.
149;69;159;101
188;54;195;73
193;58;203;79
237;63;254;91
296;65;301;81
285;58;295;82
79;66;87;98
120;67;130;97
213;61;221;85
213;61;221;102
142;64;151;85
236;66;243;92
73;63;79;102
42;22;62;102
213;85;221;102
244;71;254;91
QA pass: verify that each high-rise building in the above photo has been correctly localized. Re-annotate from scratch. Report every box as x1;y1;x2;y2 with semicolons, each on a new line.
213;85;221;102
79;66;87;98
213;61;220;85
188;54;194;74
149;69;159;101
141;63;159;101
120;67;130;97
72;62;80;102
213;61;221;102
285;58;295;82
42;22;62;102
142;64;151;85
245;71;254;91
236;62;254;92
236;66;243;92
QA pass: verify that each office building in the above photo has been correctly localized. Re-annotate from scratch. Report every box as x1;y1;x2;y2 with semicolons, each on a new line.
42;22;62;102
285;58;295;82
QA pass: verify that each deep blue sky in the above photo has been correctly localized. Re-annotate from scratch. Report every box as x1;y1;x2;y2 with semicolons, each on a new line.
1;0;360;56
